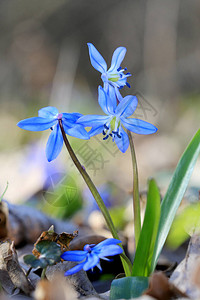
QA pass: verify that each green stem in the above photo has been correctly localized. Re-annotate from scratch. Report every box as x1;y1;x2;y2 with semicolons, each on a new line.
128;131;141;248
59;120;132;276
41;267;47;280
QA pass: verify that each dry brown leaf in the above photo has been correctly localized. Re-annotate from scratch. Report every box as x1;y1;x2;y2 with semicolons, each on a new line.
144;272;188;300
32;226;78;258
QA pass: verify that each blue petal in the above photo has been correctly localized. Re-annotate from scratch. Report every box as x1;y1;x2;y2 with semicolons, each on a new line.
98;245;123;258
115;127;129;153
83;253;100;271
62;112;82;122
98;86;115;115
87;43;107;73
108;47;126;73
64;262;85;276
46;123;63;162
115;87;123;102
88;125;104;137
115;95;138;118
121;117;158;135
61;251;87;262
17;117;57;131
63;123;90;140
77;115;110;127
38;106;58;118
93;238;122;251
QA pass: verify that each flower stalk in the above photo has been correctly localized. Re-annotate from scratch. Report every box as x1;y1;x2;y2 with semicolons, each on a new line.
127;131;141;248
59;119;132;276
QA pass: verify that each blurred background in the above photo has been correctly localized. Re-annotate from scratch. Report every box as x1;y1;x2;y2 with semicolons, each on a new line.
0;0;200;247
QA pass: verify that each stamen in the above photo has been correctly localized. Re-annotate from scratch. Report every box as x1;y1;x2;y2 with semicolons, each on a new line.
119;86;123;90
124;67;127;71
103;135;109;140
102;130;106;135
126;82;131;88
126;72;131;75
50;127;53;131
104;124;109;130
117;67;122;71
117;133;122;138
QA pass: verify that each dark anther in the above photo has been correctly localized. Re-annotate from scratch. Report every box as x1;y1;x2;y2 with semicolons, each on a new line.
117;133;122;138
103;135;109;140
126;82;131;88
104;124;109;130
117;67;122;71
50;127;53;131
102;130;106;135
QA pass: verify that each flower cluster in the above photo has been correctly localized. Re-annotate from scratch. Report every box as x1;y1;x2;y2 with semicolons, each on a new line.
17;43;157;159
61;238;123;276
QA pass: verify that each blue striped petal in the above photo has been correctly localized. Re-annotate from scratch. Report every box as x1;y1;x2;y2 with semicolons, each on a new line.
115;127;129;153
64;262;85;276
46;124;63;162
17;117;57;131
115;95;138;118
63;123;90;140
121;117;158;135
62;112;82;122
93;238;122;250
38;106;58;118
98;86;115;115
83;253;100;271
61;251;87;262
108;47;126;73
77;115;110;127
87;43;107;73
88;125;104;137
98;245;123;258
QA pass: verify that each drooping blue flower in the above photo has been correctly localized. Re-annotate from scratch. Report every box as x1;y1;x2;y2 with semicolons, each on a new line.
87;43;131;101
77;86;158;153
17;106;89;162
61;238;123;276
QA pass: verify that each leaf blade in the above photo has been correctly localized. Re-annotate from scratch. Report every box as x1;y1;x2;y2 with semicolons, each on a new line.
151;129;200;272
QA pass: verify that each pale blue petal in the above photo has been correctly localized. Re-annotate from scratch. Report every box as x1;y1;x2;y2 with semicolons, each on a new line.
64;262;85;276
93;239;122;250
114;86;123;102
121;117;158;135
115;95;138;118
108;47;126;72
38;106;58;118
63;123;90;140
98;245;123;258
83;253;100;271
17;117;57;131
46;124;63;162
88;125;104;137
87;43;107;73
61;251;87;262
98;86;115;115
62;112;82;122
77;115;110;127
115;127;129;153
107;85;117;110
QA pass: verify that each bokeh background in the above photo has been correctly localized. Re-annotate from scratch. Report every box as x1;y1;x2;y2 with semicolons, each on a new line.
0;0;200;230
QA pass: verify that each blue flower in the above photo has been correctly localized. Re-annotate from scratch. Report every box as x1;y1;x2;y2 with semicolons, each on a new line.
61;238;123;276
17;106;89;162
77;86;157;153
87;43;131;101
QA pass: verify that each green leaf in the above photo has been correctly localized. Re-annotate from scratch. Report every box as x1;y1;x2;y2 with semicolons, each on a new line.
109;276;149;299
24;241;62;269
36;240;62;264
23;254;47;269
151;129;200;272
132;179;160;276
